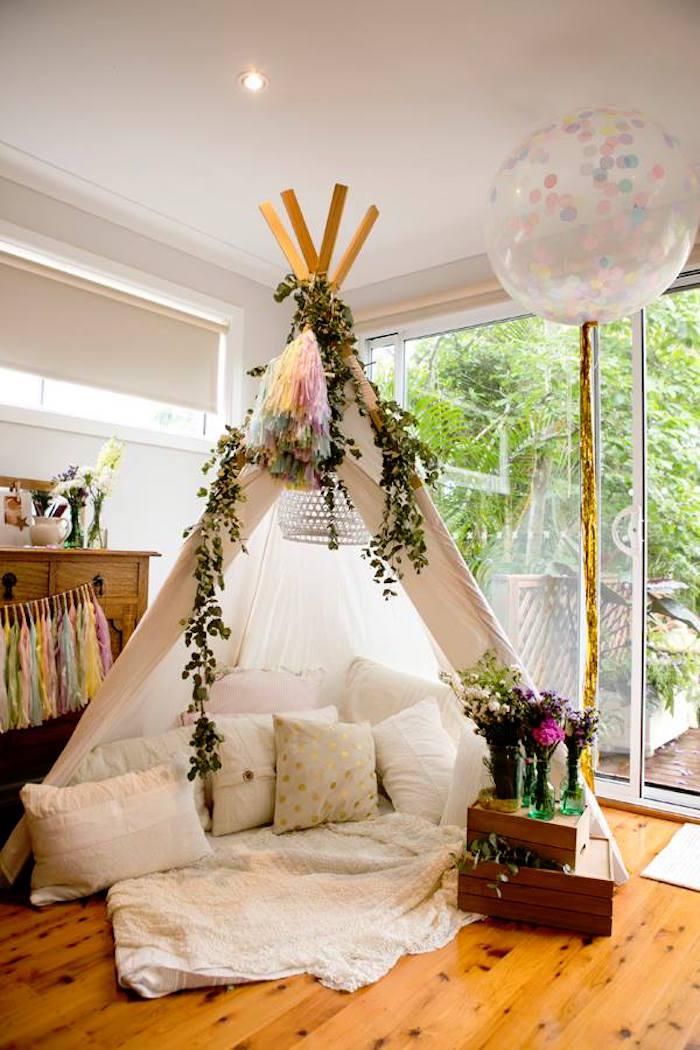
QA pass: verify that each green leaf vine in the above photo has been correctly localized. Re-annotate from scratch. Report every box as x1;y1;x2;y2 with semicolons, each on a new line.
183;272;439;777
181;425;249;779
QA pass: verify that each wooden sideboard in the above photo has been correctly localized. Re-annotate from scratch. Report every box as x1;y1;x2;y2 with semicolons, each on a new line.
0;547;160;842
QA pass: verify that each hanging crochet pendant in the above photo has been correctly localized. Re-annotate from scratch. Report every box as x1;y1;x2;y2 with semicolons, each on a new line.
246;329;331;490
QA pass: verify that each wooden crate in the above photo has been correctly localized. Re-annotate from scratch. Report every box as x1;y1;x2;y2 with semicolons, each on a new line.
467;800;590;869
458;836;614;936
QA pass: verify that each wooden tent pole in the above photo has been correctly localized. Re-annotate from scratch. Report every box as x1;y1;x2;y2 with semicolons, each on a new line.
259;202;309;280
318;184;348;274
280;189;318;271
331;206;380;289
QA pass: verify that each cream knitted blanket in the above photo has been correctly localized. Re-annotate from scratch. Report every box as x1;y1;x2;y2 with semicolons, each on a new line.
107;812;476;998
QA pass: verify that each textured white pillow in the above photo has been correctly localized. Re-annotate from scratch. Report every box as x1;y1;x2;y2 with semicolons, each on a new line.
211;705;338;836
440;721;489;829
22;762;211;905
182;667;326;722
372;699;457;823
342;657;464;743
72;726;210;831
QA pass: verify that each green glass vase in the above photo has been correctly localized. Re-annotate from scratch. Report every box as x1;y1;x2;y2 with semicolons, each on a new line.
560;747;586;816
521;748;536;807
64;495;87;548
529;755;555;821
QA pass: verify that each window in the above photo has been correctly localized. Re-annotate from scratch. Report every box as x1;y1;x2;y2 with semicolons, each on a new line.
0;245;230;441
0;364;224;439
367;316;582;698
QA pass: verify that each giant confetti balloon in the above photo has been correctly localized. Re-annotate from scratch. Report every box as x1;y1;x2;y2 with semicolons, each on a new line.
484;107;699;325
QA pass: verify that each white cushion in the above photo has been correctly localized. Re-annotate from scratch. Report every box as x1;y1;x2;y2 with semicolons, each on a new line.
22;762;211;905
72;726;210;831
211;705;338;836
185;667;326;721
372;699;457;823
440;722;490;829
342;657;464;743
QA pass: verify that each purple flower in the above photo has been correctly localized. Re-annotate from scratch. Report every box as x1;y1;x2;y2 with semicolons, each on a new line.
532;718;565;748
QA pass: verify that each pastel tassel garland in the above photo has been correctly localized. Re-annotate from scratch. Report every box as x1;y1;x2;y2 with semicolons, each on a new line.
94;599;113;675
246;329;331;490
0;586;112;731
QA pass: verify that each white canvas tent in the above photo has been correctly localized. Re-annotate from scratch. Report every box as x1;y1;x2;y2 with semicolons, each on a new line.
0;184;626;885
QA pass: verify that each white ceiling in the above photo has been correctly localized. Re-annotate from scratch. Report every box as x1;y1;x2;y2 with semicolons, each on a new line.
1;0;698;290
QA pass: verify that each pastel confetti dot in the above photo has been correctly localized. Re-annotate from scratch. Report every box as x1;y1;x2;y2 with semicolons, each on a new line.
565;123;580;134
599;256;610;268
618;179;633;193
603;182;619;197
619;133;634;144
545;192;559;209
601;143;615;156
578;131;593;142
529;189;542;204
597;200;611;215
560;207;577;222
651;164;665;180
600;156;614;170
544;173;558;189
593;169;608;182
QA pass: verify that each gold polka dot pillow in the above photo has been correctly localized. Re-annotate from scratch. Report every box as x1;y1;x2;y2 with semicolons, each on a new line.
272;717;378;834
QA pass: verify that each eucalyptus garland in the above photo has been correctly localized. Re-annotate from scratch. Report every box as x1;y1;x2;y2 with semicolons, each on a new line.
181;425;249;779
275;273;439;588
184;273;439;777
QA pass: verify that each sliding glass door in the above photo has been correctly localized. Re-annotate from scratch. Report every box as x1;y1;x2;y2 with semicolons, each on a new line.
365;277;700;814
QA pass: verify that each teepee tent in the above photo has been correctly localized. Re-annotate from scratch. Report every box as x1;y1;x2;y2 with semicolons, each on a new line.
0;185;624;885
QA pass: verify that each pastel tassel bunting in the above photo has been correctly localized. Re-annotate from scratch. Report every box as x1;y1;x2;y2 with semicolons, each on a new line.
0;585;111;730
94;599;113;676
246;328;331;490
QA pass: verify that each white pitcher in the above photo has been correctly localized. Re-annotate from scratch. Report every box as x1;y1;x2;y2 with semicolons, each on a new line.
30;517;70;547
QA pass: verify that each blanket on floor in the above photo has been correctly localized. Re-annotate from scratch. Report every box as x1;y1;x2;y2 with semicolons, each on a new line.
107;812;476;998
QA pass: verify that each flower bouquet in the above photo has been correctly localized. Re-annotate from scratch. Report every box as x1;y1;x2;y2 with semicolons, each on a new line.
447;651;528;811
561;707;599;815
523;690;567;821
52;466;90;548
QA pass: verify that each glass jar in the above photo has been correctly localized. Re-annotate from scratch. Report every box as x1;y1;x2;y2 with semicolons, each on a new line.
529;754;556;820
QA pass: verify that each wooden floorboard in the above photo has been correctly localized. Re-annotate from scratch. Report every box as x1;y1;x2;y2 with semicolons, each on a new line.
0;809;699;1050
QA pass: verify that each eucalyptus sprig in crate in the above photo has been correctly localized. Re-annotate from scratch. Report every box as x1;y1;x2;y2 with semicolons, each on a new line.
458;832;614;937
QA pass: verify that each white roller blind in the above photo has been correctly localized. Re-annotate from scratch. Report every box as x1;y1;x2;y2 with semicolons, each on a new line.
0;253;226;412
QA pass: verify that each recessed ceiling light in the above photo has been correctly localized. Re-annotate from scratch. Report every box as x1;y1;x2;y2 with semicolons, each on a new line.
239;70;268;93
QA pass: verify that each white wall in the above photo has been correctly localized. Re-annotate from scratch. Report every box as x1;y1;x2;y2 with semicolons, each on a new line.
0;178;291;597
0;419;206;597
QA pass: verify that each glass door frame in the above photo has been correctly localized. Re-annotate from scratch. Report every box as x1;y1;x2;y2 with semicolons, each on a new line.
597;270;700;817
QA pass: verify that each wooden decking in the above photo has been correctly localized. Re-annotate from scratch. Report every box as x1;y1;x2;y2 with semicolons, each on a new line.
600;728;700;796
1;809;699;1049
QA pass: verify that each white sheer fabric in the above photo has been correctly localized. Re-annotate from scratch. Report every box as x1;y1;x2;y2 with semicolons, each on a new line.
0;389;625;884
